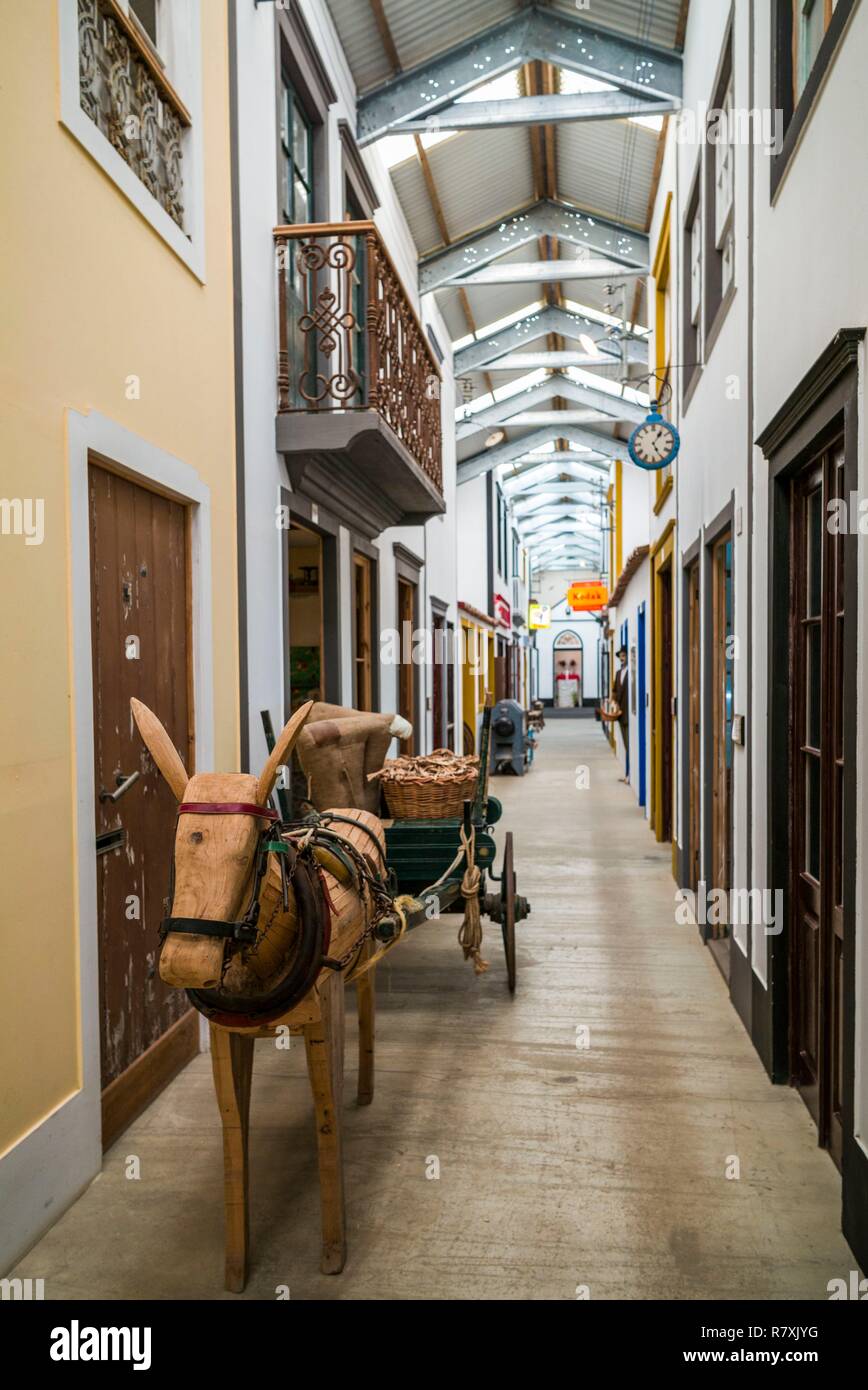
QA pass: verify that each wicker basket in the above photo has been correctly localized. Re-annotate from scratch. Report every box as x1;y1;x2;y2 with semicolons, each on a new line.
369;749;480;821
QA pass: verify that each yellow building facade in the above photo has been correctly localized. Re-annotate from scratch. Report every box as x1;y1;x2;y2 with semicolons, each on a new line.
0;0;238;1267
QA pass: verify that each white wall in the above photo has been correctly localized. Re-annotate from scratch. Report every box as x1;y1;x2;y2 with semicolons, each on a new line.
607;559;651;811
750;0;868;1142
456;474;490;615
236;0;460;761
533;596;601;704
670;0;751;961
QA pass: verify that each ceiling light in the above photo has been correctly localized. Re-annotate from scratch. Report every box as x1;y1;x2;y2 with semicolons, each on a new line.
485;429;506;448
579;333;601;357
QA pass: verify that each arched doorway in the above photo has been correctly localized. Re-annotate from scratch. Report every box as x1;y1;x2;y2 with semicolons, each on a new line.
553;630;583;708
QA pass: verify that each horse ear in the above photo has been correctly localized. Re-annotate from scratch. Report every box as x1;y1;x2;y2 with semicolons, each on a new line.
256;701;314;805
130;698;190;800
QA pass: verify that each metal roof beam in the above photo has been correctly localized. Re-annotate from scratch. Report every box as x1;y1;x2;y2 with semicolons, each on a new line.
520;516;602;535
398;90;678;134
454;259;646;286
421;199;648;293
512;483;608;501
459;423;626;481
529;528;601;551
485;349;650;372
531;548;601;567
357;8;682;144
501;452;612;478
454;304;647;374
456;373;645;438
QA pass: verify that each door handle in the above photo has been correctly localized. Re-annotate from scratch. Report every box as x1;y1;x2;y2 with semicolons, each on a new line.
99;770;141;803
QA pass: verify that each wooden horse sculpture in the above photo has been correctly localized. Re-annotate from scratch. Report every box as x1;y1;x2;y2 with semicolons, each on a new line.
130;697;394;1291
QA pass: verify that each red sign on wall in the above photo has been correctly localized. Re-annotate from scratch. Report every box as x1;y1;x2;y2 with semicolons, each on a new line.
493;592;511;627
567;581;608;612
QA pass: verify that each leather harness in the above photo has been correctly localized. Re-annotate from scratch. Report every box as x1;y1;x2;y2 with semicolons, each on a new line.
159;801;390;1025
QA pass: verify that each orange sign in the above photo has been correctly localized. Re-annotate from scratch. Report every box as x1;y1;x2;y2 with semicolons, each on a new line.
567;581;608;612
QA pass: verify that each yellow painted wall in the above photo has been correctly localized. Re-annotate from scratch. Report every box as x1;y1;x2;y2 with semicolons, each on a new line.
0;3;237;1153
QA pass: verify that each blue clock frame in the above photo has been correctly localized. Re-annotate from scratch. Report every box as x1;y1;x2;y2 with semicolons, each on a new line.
628;410;681;472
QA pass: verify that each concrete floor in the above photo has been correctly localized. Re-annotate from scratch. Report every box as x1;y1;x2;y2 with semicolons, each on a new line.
14;718;857;1299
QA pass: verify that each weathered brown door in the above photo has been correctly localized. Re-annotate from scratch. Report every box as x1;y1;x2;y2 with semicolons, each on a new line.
431;611;446;747
791;445;845;1166
353;552;372;711
710;533;733;969
659;564;673;842
687;561;701;890
89;461;198;1149
397;578;416;754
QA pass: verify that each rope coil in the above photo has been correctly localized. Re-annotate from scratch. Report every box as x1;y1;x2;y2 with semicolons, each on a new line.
457;823;489;974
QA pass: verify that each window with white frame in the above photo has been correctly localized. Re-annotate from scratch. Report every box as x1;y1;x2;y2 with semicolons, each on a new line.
703;36;735;350
128;0;161;53
690;210;702;330
61;0;205;278
715;77;735;294
682;172;703;400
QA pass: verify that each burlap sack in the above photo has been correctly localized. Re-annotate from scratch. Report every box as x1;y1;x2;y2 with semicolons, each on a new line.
297;715;389;812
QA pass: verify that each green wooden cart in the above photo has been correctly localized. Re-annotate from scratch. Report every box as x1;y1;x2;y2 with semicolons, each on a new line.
261;703;531;991
378;702;531;991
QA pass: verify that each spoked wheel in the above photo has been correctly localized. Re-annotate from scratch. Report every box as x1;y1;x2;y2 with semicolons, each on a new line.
501;831;517;993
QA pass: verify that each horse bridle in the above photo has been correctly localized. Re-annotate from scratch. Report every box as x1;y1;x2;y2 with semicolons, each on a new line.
160;802;293;946
160;800;394;1025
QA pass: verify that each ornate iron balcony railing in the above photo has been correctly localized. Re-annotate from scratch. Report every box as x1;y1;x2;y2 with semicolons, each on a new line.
78;0;190;231
274;222;443;495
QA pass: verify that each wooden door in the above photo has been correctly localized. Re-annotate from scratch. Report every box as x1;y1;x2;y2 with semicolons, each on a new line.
288;523;324;710
446;622;456;750
432;611;446;748
791;444;845;1166
89;462;198;1149
353;553;372;711
659;565;673;841
494;637;507;703
687;562;701;889
397;578;416;754
711;534;733;908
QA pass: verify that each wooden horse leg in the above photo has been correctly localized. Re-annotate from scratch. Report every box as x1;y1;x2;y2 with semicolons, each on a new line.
303;972;346;1274
210;1024;255;1293
355;964;376;1106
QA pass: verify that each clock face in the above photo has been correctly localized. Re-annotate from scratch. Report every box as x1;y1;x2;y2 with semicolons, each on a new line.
631;419;676;466
625;411;681;472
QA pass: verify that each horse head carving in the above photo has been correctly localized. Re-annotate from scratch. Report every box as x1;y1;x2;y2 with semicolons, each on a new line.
130;698;386;1028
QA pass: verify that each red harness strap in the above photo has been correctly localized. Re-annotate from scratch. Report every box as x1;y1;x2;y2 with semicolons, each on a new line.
178;802;279;820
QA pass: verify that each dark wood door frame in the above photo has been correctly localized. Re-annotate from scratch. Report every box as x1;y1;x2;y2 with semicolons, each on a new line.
680;538;702;894
89;459;199;1148
759;329;864;1270
789;450;847;1166
702;496;734;926
430;595;449;749
394;543;423;747
658;563;674;843
280;488;341;715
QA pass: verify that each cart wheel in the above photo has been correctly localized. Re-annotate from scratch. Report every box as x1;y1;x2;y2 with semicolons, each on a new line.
501;831;517;993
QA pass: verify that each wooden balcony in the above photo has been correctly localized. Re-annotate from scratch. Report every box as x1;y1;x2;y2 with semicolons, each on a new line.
275;222;445;534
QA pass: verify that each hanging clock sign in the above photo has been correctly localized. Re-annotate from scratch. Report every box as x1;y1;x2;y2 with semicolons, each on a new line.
628;407;680;471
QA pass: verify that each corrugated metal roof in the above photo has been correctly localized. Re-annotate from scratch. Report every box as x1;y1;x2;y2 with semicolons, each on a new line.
325;1;677;418
388;158;446;255
323;0;395;94
380;0;516;81
325;0;684;96
557;119;658;230
549;0;684;51
425;128;535;245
